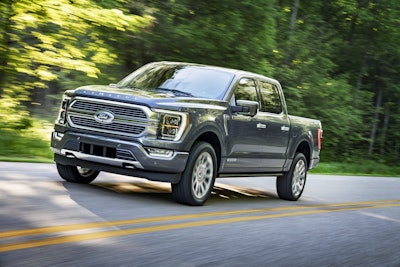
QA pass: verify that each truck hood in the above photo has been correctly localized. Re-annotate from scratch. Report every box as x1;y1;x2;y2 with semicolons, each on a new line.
67;85;228;112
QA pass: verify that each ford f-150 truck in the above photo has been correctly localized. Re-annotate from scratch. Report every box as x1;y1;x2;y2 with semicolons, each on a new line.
51;61;322;205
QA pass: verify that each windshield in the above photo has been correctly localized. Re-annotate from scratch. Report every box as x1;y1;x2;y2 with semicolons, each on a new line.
117;63;235;99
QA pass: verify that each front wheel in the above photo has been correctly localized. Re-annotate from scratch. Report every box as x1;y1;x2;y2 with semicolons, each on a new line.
56;163;99;184
171;142;217;206
276;152;307;201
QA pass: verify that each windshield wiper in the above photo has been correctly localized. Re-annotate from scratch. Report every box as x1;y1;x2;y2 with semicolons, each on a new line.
156;88;194;97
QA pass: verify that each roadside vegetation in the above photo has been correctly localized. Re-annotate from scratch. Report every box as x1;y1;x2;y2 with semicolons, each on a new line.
0;119;53;163
310;162;400;177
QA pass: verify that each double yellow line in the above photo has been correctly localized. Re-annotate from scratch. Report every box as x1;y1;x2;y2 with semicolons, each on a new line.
1;200;399;252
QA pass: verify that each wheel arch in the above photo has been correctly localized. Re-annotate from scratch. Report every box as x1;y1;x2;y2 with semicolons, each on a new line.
183;121;225;171
294;140;311;169
195;131;222;171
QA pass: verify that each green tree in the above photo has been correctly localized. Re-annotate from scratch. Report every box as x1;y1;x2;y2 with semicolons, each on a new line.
1;0;399;164
324;0;400;162
139;0;276;74
271;1;364;161
0;0;153;127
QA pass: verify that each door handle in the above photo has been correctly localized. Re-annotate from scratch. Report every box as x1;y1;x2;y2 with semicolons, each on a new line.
257;123;267;129
281;125;290;132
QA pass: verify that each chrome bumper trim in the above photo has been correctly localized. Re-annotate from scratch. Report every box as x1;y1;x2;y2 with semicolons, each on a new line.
55;148;144;169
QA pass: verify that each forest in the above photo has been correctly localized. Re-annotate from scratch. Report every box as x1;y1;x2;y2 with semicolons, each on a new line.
0;0;399;165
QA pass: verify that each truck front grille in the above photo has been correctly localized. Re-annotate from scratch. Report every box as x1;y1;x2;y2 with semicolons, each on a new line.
71;101;147;118
70;117;145;135
67;97;151;137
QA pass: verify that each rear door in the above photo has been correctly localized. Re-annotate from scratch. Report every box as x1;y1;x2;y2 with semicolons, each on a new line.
257;80;290;170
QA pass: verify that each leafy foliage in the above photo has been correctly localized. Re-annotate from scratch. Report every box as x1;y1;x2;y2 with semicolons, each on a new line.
0;0;399;165
0;0;153;125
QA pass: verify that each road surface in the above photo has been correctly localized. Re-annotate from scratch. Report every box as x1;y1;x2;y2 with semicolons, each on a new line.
1;162;399;266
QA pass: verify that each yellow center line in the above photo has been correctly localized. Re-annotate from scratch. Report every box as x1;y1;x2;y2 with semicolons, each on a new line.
1;200;399;252
0;206;305;239
1;199;398;239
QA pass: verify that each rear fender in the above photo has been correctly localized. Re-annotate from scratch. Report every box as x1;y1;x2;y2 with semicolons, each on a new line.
283;135;312;172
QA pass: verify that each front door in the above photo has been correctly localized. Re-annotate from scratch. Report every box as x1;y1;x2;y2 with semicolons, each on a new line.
224;78;270;173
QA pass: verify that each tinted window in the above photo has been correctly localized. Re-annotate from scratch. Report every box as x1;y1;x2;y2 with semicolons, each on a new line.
234;78;258;103
259;81;282;114
117;63;234;99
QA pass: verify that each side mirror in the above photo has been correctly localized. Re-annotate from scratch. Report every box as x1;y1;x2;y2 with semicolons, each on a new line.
233;100;259;117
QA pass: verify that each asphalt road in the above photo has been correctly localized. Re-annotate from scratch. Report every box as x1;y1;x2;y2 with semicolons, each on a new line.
0;162;399;267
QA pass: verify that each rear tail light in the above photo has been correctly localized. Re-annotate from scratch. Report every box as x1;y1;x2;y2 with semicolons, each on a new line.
317;129;323;150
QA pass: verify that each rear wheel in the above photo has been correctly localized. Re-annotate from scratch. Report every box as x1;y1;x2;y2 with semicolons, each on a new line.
276;152;307;201
171;142;217;206
56;163;99;183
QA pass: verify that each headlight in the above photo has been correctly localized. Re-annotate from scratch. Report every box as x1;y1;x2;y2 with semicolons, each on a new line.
155;110;189;141
56;95;70;125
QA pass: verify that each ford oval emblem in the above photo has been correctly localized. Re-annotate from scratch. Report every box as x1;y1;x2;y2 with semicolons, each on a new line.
94;110;114;124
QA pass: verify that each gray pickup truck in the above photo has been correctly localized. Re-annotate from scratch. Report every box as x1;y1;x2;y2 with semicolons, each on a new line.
51;61;322;205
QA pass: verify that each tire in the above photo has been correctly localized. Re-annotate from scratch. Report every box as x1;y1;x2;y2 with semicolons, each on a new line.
171;142;217;206
56;163;99;184
276;152;307;201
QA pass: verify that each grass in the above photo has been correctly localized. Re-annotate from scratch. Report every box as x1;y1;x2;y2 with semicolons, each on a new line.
310;162;400;177
0;120;399;177
0;120;54;163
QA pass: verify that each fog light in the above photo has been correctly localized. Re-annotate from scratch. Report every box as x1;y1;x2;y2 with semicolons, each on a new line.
53;131;64;141
146;147;173;158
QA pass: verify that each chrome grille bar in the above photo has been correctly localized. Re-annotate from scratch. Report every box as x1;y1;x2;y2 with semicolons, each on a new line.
67;97;154;137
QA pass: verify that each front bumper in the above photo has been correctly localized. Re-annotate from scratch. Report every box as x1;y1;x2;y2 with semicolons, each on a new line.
51;131;189;183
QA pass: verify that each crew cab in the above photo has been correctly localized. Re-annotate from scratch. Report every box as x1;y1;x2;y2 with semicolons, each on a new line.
51;61;322;205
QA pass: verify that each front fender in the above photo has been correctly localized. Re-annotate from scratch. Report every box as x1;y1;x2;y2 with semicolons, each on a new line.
182;120;227;156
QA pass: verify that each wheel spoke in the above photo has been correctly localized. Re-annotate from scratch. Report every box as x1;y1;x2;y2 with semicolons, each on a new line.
200;183;206;195
196;184;201;195
292;159;306;197
77;167;96;177
191;151;213;199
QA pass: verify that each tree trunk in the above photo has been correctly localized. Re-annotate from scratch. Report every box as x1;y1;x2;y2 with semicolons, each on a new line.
368;86;383;155
0;1;14;95
289;0;300;39
284;0;300;65
379;106;390;156
354;46;369;106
